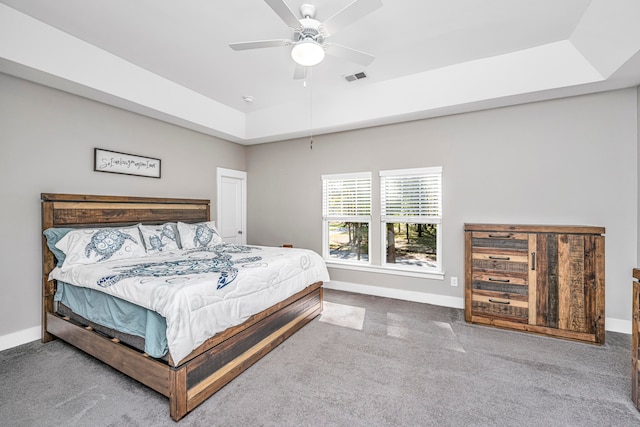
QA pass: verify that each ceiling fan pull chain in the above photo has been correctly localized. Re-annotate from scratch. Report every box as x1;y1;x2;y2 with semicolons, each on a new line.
309;68;314;150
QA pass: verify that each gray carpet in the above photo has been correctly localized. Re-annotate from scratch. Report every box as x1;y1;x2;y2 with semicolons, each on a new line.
2;289;639;426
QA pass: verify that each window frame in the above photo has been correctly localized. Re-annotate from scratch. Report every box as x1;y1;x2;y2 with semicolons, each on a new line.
321;172;372;265
379;167;443;275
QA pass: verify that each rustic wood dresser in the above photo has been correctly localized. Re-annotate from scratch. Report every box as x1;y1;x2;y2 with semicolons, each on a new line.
633;269;640;410
464;224;605;344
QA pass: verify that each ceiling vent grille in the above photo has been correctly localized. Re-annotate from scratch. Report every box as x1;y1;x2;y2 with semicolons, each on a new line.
343;72;368;82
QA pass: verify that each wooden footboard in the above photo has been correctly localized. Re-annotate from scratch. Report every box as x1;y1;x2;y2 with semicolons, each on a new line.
41;194;324;421
176;283;322;419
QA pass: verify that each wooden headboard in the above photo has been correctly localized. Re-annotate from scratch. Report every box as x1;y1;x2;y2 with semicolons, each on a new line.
41;193;210;341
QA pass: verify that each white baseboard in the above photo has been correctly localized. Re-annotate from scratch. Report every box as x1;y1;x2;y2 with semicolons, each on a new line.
0;326;40;352
324;280;465;309
324;280;632;335
606;317;632;335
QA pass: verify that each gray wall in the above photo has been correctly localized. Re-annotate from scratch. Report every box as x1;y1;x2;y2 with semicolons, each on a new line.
0;73;246;339
247;88;638;323
1;70;637;345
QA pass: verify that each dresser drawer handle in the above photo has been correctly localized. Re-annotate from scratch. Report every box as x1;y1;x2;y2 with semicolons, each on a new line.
488;299;511;305
488;233;513;238
488;256;510;260
488;277;510;283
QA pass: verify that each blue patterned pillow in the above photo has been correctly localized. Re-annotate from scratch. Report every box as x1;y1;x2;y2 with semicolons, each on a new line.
55;225;146;269
138;223;180;253
177;221;222;249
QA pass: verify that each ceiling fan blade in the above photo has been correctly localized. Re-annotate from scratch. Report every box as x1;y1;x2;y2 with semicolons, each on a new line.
325;43;375;66
264;0;302;30
293;64;308;80
229;39;290;51
321;0;383;36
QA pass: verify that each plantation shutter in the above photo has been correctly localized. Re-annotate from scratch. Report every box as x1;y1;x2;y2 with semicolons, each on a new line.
380;167;442;223
322;172;371;222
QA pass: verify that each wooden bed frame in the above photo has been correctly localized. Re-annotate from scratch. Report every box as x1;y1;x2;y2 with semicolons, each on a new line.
41;193;323;421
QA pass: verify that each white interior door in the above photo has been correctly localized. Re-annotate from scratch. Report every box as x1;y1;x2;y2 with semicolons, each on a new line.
217;168;246;244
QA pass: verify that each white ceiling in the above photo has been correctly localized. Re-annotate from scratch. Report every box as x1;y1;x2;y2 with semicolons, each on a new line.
1;0;639;144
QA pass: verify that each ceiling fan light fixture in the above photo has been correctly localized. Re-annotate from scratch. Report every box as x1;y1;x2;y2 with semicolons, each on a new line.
291;38;325;67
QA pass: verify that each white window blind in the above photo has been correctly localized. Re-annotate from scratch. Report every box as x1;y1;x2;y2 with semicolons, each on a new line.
380;167;442;222
322;172;371;220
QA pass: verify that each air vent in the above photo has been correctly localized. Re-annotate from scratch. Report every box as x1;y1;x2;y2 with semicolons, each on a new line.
343;71;368;82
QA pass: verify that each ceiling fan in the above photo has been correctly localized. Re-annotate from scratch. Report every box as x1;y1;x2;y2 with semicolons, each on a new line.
229;0;383;79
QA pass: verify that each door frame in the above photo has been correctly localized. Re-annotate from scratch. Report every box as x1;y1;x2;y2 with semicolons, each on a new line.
216;167;247;244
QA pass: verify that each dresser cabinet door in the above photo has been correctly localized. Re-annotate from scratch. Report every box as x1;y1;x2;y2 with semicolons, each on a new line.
532;233;603;336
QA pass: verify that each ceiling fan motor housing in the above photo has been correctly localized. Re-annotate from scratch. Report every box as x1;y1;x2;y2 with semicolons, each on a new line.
296;17;324;44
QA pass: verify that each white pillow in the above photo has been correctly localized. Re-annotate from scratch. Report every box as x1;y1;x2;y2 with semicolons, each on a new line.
55;225;146;268
139;223;180;253
177;221;222;249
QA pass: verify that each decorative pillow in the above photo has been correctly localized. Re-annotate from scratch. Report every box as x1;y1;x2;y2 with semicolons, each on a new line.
55;225;146;268
138;223;180;253
177;221;222;249
43;227;75;267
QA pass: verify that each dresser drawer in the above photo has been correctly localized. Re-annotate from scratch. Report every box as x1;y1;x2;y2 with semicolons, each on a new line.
471;289;528;323
472;272;527;288
471;232;529;272
471;231;529;255
471;252;529;277
471;232;529;248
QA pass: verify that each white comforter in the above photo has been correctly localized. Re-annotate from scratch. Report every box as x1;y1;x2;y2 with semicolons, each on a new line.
49;243;329;365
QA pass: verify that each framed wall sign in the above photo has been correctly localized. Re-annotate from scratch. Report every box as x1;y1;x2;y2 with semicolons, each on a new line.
94;148;161;178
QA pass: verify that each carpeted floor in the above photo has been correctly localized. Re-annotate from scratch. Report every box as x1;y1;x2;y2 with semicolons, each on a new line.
2;289;639;426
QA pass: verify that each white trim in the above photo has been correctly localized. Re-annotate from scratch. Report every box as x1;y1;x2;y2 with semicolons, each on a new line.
321;171;371;180
216;167;247;244
324;280;461;308
323;280;632;335
379;166;443;177
605;317;632;334
327;262;444;280
381;217;442;224
0;326;40;351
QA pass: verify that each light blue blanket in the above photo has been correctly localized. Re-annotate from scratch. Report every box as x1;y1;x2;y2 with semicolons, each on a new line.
54;281;168;358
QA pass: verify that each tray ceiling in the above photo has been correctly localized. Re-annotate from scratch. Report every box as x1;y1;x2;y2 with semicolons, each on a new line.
1;0;639;144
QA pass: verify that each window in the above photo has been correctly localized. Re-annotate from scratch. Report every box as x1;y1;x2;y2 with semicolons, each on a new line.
380;167;442;273
322;167;443;278
322;172;371;264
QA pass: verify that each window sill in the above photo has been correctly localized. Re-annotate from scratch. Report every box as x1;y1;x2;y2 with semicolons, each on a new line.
325;261;445;280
